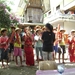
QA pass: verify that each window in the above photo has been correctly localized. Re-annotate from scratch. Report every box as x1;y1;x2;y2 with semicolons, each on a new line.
48;11;51;15
56;5;60;10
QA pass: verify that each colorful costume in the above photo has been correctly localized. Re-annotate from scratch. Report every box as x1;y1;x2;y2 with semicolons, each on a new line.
14;33;22;56
24;35;34;66
68;37;75;62
0;36;9;60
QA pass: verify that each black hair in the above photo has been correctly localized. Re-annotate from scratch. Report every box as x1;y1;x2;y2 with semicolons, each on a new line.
46;23;53;32
1;30;7;34
11;27;15;29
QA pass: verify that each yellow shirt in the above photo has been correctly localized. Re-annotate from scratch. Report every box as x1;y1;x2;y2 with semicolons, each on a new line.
14;35;21;48
59;36;65;45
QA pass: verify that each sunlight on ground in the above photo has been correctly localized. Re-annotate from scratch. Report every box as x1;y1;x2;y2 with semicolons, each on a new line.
65;63;75;66
0;62;10;68
0;62;10;65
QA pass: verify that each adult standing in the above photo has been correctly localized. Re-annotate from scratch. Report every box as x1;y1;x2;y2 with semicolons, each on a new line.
42;23;55;60
24;27;34;66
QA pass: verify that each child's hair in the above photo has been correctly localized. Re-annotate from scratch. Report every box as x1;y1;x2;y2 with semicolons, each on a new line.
1;30;7;34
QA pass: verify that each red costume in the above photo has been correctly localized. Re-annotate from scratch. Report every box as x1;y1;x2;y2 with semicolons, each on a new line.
68;37;75;62
24;35;34;66
0;36;8;50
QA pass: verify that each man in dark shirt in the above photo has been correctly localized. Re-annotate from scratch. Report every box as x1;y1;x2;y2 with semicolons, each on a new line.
42;23;55;60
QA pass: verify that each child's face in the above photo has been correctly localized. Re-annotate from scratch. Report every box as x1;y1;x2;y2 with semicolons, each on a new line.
25;27;30;34
3;31;7;36
38;30;41;35
11;28;15;32
61;31;65;34
71;32;75;36
16;30;20;34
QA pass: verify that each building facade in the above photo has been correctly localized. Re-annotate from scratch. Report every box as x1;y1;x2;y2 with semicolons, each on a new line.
16;0;45;28
44;0;75;33
24;0;44;23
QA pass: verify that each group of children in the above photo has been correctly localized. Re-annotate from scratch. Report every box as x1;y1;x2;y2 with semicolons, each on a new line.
0;25;43;68
0;26;24;68
0;24;75;68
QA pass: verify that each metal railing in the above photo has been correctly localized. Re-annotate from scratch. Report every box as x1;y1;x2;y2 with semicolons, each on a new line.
44;11;75;23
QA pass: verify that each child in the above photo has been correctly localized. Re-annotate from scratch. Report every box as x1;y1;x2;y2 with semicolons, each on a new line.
34;29;43;63
9;26;15;61
59;29;66;63
0;28;9;68
14;28;23;66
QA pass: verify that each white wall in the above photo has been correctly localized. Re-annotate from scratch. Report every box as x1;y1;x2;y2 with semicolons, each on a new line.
64;21;75;33
50;0;63;13
52;21;75;34
53;22;64;28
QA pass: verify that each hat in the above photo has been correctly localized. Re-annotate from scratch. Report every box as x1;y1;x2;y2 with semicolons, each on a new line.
36;29;41;32
42;26;46;30
60;28;65;32
35;25;41;29
1;28;7;32
46;23;53;32
11;26;15;29
71;29;75;33
15;28;21;31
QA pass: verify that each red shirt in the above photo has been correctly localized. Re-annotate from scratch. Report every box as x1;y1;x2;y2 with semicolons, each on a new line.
0;36;9;49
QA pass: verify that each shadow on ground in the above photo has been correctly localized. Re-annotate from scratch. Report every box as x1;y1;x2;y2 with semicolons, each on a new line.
0;61;37;75
0;61;75;75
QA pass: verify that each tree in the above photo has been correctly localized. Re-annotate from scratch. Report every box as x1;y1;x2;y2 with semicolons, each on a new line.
10;13;20;26
24;0;28;3
0;3;11;28
0;0;19;28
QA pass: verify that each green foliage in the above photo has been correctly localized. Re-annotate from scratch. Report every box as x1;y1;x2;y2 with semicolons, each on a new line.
0;9;11;28
0;3;11;28
24;0;27;3
6;6;11;11
0;0;6;3
0;0;19;28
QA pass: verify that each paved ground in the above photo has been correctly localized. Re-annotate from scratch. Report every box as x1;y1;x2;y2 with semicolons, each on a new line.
0;61;37;75
0;48;75;75
0;60;75;75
